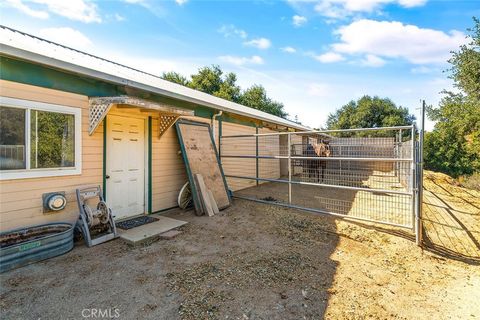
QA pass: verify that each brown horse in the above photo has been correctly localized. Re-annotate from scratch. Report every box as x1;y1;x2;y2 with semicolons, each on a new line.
304;140;331;182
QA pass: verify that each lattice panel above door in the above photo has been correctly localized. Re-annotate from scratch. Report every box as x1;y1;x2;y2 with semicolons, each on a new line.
88;96;194;135
89;99;113;135
159;115;180;138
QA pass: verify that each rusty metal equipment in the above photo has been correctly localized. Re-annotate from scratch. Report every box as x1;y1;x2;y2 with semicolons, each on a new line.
75;186;118;247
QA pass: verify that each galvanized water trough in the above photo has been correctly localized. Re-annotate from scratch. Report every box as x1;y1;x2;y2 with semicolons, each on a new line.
0;223;74;273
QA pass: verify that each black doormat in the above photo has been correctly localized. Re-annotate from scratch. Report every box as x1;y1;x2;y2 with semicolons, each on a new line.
116;216;159;230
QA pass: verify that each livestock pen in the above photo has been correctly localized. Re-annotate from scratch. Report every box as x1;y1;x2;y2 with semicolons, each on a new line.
220;125;424;244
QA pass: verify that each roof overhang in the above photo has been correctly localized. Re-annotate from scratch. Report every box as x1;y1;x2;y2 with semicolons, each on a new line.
89;96;194;135
0;26;310;132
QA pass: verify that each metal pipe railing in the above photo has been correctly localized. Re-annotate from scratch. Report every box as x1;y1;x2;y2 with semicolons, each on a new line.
288;133;292;204
233;194;413;229
225;174;412;196
221;125;415;138
220;124;417;233
221;155;413;162
416;101;425;246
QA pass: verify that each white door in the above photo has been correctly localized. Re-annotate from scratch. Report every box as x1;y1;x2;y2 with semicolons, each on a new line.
106;115;145;220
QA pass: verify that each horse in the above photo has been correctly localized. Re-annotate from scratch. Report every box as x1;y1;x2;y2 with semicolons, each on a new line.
304;140;331;182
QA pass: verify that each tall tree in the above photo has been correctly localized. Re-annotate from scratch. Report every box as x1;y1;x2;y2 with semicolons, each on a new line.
161;71;189;86
326;95;414;136
161;65;287;118
240;85;288;118
214;72;241;102
425;18;480;176
188;65;223;95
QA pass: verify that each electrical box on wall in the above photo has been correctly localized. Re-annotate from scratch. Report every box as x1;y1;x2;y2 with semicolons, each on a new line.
42;192;67;213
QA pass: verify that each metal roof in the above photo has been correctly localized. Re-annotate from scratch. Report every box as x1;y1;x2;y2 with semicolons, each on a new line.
0;25;309;131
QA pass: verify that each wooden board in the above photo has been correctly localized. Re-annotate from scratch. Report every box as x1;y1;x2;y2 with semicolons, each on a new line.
195;174;214;217
176;120;231;212
207;189;220;214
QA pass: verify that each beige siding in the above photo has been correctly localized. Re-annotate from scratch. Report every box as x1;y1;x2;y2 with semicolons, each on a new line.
258;127;281;180
221;123;282;191
151;116;216;211
0;80;102;232
0;82;217;229
0;80;285;231
151;123;187;211
221;122;257;191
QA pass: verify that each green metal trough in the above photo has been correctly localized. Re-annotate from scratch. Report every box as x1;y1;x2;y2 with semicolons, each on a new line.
0;223;74;273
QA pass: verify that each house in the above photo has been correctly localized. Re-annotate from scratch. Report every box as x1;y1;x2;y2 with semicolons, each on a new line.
0;26;307;232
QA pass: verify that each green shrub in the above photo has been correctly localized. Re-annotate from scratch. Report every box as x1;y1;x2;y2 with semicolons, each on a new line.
459;173;480;191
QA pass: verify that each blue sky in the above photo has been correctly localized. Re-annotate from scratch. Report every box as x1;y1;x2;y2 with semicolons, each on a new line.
1;0;478;130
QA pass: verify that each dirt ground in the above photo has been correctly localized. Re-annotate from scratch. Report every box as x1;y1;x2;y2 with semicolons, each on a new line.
1;171;479;320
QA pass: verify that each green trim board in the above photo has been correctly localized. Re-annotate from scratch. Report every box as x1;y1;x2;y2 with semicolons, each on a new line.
102;117;107;200
1;56;121;97
147;116;153;214
218;118;223;161
175;121;202;214
175;119;231;213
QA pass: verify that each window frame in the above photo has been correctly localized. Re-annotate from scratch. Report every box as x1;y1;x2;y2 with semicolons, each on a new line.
0;96;82;180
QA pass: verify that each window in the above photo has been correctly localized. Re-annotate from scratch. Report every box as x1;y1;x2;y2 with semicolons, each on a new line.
0;97;82;180
0;106;26;170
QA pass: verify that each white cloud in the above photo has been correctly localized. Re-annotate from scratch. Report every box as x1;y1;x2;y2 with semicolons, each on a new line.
35;0;101;23
314;0;427;19
398;0;427;8
114;13;125;21
244;37;272;50
361;54;386;67
5;0;102;23
123;0;167;17
332;19;466;64
314;51;345;63
218;55;264;66
410;66;437;74
292;15;308;27
39;27;92;49
4;0;49;19
218;24;248;39
281;46;297;53
175;0;188;5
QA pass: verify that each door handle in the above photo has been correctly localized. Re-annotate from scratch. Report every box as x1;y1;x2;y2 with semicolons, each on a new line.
106;175;110;179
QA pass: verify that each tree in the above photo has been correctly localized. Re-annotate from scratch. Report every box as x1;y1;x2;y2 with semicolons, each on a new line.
424;18;480;177
161;65;287;118
326;95;414;136
161;71;189;86
214;72;241;102
448;17;480;102
240;85;288;118
188;65;223;95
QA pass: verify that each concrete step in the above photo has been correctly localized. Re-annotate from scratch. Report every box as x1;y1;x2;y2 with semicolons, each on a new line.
118;216;187;245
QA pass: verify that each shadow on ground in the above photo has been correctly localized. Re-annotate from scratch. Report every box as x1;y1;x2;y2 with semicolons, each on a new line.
0;202;341;320
421;172;480;264
343;171;480;265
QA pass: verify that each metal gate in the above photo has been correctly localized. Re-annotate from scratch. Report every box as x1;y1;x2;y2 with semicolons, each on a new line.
220;125;423;244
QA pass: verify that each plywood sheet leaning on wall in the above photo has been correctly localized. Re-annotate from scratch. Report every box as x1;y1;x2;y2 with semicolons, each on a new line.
175;120;231;213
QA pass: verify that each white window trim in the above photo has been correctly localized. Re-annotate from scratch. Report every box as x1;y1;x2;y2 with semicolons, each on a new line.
0;96;82;180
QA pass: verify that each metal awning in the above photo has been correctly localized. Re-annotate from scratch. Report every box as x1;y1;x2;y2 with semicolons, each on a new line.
88;96;194;136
